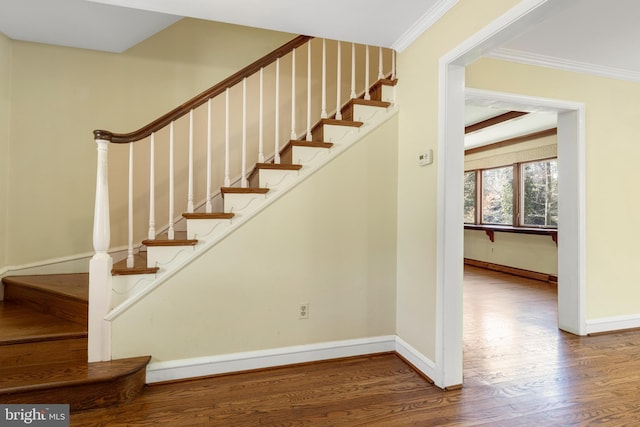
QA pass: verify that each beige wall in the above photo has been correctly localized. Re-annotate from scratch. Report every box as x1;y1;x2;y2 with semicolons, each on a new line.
112;114;398;361
3;19;293;269
467;57;640;320
464;133;558;275
0;32;10;269
395;0;521;361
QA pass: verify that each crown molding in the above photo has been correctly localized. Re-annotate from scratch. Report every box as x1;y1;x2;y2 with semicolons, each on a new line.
487;48;640;83
392;0;459;52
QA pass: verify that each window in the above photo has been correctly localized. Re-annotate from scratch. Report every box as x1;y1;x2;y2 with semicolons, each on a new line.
521;159;558;227
463;171;476;223
464;158;557;229
482;166;513;225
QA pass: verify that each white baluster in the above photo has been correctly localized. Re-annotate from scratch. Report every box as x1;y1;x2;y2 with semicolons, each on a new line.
258;68;265;163
350;43;356;99
241;77;248;188
335;41;342;120
364;45;371;100
187;109;194;213
291;48;297;140
206;99;213;213
168;121;175;240
392;49;396;80
306;42;312;142
224;88;231;186
274;58;281;164
126;143;134;268
378;46;384;79
321;38;327;119
148;133;156;238
392;50;397;104
89;137;112;362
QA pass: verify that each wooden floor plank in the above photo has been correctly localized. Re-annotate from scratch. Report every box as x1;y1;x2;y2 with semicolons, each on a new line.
71;266;640;425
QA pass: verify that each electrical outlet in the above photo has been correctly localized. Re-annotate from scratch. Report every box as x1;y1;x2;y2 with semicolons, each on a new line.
299;303;309;319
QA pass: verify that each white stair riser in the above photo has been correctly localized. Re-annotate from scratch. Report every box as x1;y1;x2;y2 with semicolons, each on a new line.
223;193;268;216
186;219;233;241
112;274;156;308
258;169;300;189
381;85;395;103
147;245;196;269
290;146;331;166
352;104;387;123
323;124;359;144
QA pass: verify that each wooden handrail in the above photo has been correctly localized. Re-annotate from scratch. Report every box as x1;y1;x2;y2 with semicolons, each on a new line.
94;35;313;144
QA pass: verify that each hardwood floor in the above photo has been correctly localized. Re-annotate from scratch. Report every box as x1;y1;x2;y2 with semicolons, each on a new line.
71;266;640;426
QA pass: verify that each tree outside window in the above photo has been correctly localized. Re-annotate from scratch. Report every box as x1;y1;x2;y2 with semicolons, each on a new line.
521;159;558;227
464;171;476;223
481;166;513;225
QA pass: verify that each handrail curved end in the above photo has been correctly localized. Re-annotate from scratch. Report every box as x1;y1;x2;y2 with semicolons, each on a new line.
94;129;114;142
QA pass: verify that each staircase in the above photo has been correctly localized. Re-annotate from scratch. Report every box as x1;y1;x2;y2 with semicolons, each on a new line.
107;77;398;313
0;36;398;410
0;274;149;411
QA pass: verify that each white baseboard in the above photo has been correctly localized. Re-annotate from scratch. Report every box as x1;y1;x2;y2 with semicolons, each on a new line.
145;335;439;386
146;335;399;384
586;314;640;334
394;336;440;386
0;253;93;279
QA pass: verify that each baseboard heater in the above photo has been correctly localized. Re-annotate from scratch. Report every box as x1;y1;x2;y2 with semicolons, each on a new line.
464;258;557;283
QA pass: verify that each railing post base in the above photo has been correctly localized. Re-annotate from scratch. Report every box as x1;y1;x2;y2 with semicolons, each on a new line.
88;252;113;362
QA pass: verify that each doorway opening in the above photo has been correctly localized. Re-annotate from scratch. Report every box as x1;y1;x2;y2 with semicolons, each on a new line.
436;0;586;388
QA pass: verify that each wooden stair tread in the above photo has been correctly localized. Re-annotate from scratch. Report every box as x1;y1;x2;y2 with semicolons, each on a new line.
346;98;391;108
182;212;235;220
2;273;88;302
220;187;270;196
0;355;150;397
112;267;159;276
254;162;303;171
280;140;334;154
0;301;86;345
142;238;197;247
316;118;364;128
247;163;303;185
291;140;334;148
373;78;398;87
112;252;159;276
112;254;159;275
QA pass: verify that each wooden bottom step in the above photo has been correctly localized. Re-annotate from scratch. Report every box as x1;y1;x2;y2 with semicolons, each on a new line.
0;301;87;368
2;274;88;325
0;356;151;411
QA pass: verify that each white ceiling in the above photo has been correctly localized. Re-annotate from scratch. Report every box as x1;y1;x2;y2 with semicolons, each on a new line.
488;0;640;82
464;104;557;149
0;0;181;53
2;0;639;147
0;0;449;53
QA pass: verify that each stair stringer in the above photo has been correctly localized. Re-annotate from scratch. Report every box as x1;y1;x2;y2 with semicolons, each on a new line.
107;109;400;366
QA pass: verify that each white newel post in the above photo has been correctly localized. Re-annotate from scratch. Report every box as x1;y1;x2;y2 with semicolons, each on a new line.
89;137;113;362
